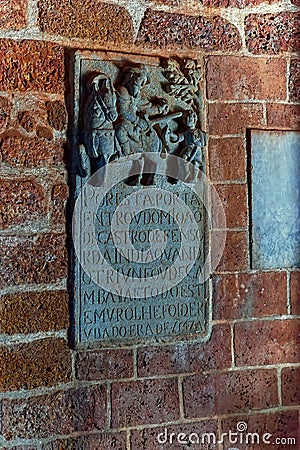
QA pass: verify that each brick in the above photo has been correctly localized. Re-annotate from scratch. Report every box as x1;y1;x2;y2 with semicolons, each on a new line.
289;58;300;102
38;0;133;44
0;0;27;31
214;230;248;272
291;0;300;4
201;0;280;4
213;183;248;228
235;319;300;366
0;136;64;168
209;103;264;135
0;233;67;288
137;10;242;51
183;369;278;418
207;56;286;101
0;39;64;93
17;110;35;132
282;367;300;406
51;183;68;225
0;338;71;392
36;124;53;140
1;385;107;440
213;272;287;320
131;420;218;450
245;12;300;54
111;378;179;427
46;100;67;131
220;410;299;450
138;324;231;377
0;96;10;133
41;432;127;450
290;270;300;315
0;179;46;229
0;290;68;335
267;104;300;130
209;138;246;182
76;348;133;381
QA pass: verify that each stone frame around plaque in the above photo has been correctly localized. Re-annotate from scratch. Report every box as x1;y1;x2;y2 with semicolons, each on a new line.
69;50;211;349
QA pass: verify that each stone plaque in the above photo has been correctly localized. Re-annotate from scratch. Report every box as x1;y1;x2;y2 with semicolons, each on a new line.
251;130;300;269
71;51;212;348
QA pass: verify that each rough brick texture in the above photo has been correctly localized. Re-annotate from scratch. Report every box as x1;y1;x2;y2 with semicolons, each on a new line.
51;183;68;225
0;179;46;229
1;385;107;440
289;58;300;102
207;56;286;100
0;290;69;334
215;231;248;272
0;234;67;288
213;272;287;320
0;96;11;132
111;378;179;427
209;138;246;181
267;104;300;130
38;0;133;44
245;13;300;54
213;184;247;228
0;40;64;93
40;432;127;450
235;319;300;366
201;0;280;5
0;338;71;391
282;367;300;406
137;10;242;51
0;0;27;31
138;324;231;377
290;271;300;315
76;348;133;381
0;136;64;168
45;100;67;131
209;103;264;135
184;369;278;417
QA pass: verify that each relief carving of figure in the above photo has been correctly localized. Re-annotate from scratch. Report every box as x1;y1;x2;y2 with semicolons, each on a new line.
82;73;118;175
115;67;169;185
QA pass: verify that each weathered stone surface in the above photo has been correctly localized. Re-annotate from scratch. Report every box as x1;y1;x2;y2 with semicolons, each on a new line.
235;319;300;366
38;0;133;43
46;100;67;131
17;110;35;132
267;104;300;130
209;138;246;181
201;0;279;4
0;96;10;132
290;270;300;315
1;385;107;440
51;183;68;225
0;179;46;229
0;234;67;288
213;272;287;320
41;432;127;450
209;103;264;135
0;39;64;93
207;56;286;100
111;378;179;427
137;10;242;51
282;367;300;406
0;136;64;168
289;58;300;102
245;13;300;54
137;324;231;377
184;369;278;417
213;183;247;228
0;338;71;391
0;290;69;334
75;348;133;381
0;0;27;31
36;124;53;140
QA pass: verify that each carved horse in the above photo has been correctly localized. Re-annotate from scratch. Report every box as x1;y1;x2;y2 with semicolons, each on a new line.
83;73;118;174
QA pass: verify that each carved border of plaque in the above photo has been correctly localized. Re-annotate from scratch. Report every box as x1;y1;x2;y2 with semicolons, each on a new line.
70;50;211;348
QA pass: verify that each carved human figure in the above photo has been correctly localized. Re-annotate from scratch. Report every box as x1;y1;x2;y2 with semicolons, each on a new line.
82;73;118;176
115;67;169;185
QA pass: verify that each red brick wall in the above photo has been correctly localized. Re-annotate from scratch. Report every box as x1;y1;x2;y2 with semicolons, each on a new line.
0;0;299;448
